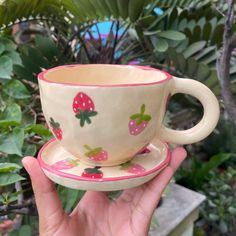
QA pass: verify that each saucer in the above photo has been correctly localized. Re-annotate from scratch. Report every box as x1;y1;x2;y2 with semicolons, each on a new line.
38;138;171;191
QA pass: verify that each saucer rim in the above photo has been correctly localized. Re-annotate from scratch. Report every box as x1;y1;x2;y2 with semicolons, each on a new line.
38;138;171;183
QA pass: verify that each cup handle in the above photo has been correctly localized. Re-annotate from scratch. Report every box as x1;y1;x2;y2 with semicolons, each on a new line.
159;77;220;145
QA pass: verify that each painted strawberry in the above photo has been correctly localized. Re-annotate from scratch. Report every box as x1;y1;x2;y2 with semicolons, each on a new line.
51;158;79;170
129;104;151;136
82;166;103;179
120;162;146;174
84;144;108;161
49;117;63;140
72;92;97;127
137;147;151;155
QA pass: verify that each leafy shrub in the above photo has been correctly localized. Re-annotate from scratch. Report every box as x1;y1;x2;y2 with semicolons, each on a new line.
0;1;235;235
196;167;236;235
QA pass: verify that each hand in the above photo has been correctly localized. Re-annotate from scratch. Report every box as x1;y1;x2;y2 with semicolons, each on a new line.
22;147;186;236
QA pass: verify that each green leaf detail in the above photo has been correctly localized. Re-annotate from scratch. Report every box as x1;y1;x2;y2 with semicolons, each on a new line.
25;124;52;137
0;163;22;173
3;79;30;99
157;30;186;41
0;103;22;127
76;109;97;127
84;145;102;157
130;113;140;120
0;55;13;79
86;116;92;124
130;104;152;124
22;143;37;156
83;110;92;124
140;104;145;114
120;161;132;170
49;117;60;129
142;115;152;121
84;167;102;174
136;117;143;125
69;159;79;166
155;38;169;52
0;127;24;156
80;116;85;127
89;111;98;117
0;173;25;186
84;144;92;151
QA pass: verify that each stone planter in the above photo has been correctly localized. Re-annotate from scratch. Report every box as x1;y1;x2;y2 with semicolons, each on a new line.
149;183;205;236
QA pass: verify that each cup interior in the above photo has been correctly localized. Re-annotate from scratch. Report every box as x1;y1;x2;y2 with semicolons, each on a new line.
39;64;170;86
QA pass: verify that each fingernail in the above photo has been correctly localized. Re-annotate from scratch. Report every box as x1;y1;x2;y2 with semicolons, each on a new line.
21;157;31;173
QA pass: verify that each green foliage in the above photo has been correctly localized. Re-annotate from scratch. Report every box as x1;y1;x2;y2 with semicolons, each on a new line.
57;186;85;213
0;190;24;205
137;4;236;99
14;35;65;83
148;6;224;46
153;0;211;9
0;0;70;29
204;118;236;155
0;163;24;187
1;0;230;92
0;37;21;80
0;37;53;190
163;44;220;94
9;225;32;236
0;172;24;187
176;153;235;190
0;0;151;28
0;103;22;126
199;167;236;235
0;163;22;172
0;1;234;236
3;80;30;99
0;127;24;156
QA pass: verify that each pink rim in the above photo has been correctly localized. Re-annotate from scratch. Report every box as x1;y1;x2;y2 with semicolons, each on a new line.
37;64;172;87
37;138;171;182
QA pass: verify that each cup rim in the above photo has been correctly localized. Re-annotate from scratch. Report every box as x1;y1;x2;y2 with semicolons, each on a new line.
37;64;172;87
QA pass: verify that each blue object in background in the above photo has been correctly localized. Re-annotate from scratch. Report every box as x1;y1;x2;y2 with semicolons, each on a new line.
77;21;143;64
145;4;164;16
84;21;125;39
154;7;164;16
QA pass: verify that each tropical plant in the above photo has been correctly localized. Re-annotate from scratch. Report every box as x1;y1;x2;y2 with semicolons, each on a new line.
0;0;235;235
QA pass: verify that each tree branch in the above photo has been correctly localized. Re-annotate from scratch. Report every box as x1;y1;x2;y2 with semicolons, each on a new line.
217;0;236;125
0;198;37;216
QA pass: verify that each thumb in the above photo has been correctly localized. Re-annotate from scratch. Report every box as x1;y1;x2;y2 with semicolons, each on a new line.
22;156;65;233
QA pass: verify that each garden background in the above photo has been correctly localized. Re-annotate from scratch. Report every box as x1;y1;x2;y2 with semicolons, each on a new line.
0;0;235;235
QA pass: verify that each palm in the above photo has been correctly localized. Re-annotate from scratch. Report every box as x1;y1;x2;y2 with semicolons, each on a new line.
22;147;186;236
77;186;155;236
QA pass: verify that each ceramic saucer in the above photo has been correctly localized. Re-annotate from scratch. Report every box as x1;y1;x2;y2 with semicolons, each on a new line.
38;138;171;191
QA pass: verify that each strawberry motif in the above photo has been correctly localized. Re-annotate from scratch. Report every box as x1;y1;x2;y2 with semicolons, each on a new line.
49;117;63;140
51;158;79;170
129;104;151;136
84;144;108;161
120;162;146;174
82;166;103;179
137;147;151;155
72;92;97;127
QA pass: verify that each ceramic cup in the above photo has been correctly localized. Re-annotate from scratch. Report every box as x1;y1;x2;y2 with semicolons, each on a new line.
38;64;219;166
